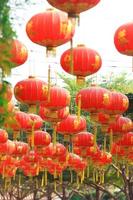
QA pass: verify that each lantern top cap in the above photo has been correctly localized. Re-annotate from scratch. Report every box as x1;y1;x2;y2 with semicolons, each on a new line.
28;75;36;79
77;44;85;47
46;8;54;12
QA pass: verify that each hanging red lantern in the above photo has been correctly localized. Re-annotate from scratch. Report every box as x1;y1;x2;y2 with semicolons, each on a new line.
108;116;133;135
72;131;94;147
47;0;100;21
14;76;48;111
34;130;51;147
57;114;86;138
114;22;133;56
0;140;15;156
111;143;125;157
76;86;111;120
26;8;75;56
42;86;71;110
0;129;8;144
60;44;102;85
105;91;129;119
39;106;69;123
0;39;28;75
117;132;133;147
92;151;112;166
27;114;43;131
4;111;31;140
12;141;29;157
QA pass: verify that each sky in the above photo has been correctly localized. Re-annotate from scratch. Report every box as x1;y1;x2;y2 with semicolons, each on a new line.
8;0;133;86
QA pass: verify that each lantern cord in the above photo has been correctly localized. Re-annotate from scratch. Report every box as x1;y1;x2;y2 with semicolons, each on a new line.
81;170;85;183
70;39;73;74
76;175;80;189
77;94;81;123
35;177;38;189
31;122;35;149
48;65;51;102
94;125;97;151
53;124;57;146
87;165;90;178
60;173;63;184
54;180;57;192
109;129;113;152
41;170;45;187
126;162;129;177
102;171;105;184
2;166;5;179
70;169;73;183
36;163;40;176
19;174;21;187
104;135;106;153
45;169;48;186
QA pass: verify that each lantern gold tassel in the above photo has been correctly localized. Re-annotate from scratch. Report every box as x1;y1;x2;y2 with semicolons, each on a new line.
94;125;97;151
53;124;57;146
76;175;80;189
60;173;63;184
45;169;48;186
2;166;5;179
109;129;113;152
126;163;129;177
48;65;51;102
19;174;21;187
41;170;45;187
70;39;73;74
70;169;73;183
81;170;85;184
87;165;90;178
77;94;81;123
54;180;57;192
31;122;35;149
104;135;106;153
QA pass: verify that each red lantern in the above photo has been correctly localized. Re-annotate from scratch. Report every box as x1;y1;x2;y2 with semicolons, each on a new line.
111;143;125;157
0;39;28;74
26;9;75;55
57;114;86;137
76;86;111;120
105;91;129;118
34;130;51;147
13;141;29;157
60;44;102;84
14;76;48;107
0;129;8;143
0;140;15;156
72;131;94;147
117;132;133;147
42;86;71;110
27;114;43;131
108;116;133;135
114;22;133;56
4;111;31;134
92;151;112;166
47;0;100;20
39;106;69;123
